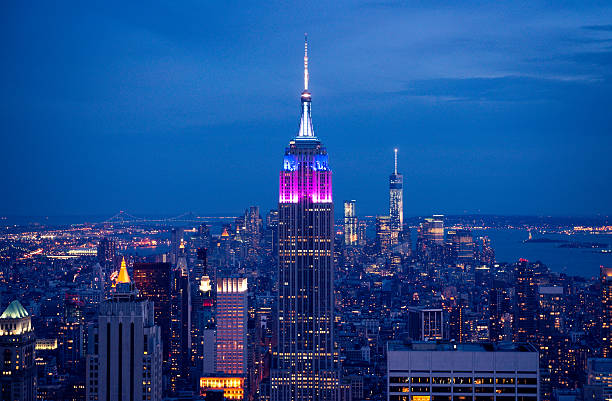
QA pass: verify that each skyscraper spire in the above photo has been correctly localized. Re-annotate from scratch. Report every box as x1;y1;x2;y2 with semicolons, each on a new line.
394;148;398;175
298;35;314;138
117;256;131;283
304;33;309;91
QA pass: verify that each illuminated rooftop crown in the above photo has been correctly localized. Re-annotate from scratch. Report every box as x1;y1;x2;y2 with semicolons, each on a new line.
117;256;131;284
0;300;33;336
0;300;29;319
114;256;138;299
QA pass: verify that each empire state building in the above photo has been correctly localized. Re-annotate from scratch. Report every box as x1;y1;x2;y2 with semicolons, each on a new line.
271;37;338;401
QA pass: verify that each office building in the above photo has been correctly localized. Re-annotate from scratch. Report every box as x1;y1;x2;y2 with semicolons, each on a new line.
446;229;475;267
85;262;163;401
489;285;514;342
515;259;537;343
376;215;393;254
272;36;338;401
418;215;444;245
200;278;248;400
216;277;248;375
417;215;445;263
97;237;117;265
344;200;357;246
387;341;539;401
132;262;172;365
169;256;192;391
0;300;36;401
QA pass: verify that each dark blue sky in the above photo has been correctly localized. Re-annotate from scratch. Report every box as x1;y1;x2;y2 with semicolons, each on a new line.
2;1;611;217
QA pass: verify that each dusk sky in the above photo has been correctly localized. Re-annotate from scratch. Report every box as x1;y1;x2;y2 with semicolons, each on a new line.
2;1;611;217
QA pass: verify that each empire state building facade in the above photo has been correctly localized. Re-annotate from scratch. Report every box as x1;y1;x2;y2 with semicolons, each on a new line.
271;37;338;401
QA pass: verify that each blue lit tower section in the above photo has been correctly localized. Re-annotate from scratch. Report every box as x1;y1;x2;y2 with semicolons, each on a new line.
389;148;403;234
272;36;338;401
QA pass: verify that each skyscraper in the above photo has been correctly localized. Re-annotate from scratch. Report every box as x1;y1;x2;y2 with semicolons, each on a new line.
216;277;248;375
602;266;612;358
515;259;537;343
343;200;357;246
417;215;445;263
199;277;247;400
446;228;475;267
170;253;192;391
85;261;163;401
375;215;392;254
97;237;117;266
131;262;172;387
0;300;36;401
389;148;403;234
272;36;338;401
489;283;514;342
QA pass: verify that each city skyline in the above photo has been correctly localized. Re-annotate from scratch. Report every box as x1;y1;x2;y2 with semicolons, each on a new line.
2;2;612;217
2;5;612;399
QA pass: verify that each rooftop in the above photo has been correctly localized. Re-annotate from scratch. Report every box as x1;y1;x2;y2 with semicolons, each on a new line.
0;300;29;320
388;341;537;353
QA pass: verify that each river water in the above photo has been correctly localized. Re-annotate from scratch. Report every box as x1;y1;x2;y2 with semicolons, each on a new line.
473;229;612;279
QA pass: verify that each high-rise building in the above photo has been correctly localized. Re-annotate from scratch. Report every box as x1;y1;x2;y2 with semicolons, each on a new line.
387;341;539;401
478;236;495;267
272;36;338;401
446;228;475;267
424;215;444;245
343;200;357;246
200;278;248;401
85;262;163;401
170;255;192;391
192;248;211;374
0;300;36;401
97;237;117;266
357;220;367;246
171;228;184;265
59;293;85;374
515;259;537;344
389;148;403;234
602;266;612;358
489;284;514;342
216;277;248;375
376;215;392;254
417;215;445;263
131;262;172;379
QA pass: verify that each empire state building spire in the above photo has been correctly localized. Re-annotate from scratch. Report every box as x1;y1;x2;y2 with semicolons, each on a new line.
304;33;309;91
298;34;314;138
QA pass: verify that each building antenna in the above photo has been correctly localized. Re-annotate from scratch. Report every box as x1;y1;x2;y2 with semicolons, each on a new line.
304;33;309;91
394;148;398;175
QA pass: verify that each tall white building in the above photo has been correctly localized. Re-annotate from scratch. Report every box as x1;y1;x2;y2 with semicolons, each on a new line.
387;341;539;401
86;260;162;401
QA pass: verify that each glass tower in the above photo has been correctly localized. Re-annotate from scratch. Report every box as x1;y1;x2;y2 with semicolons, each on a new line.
271;36;338;401
344;200;357;246
389;148;403;235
